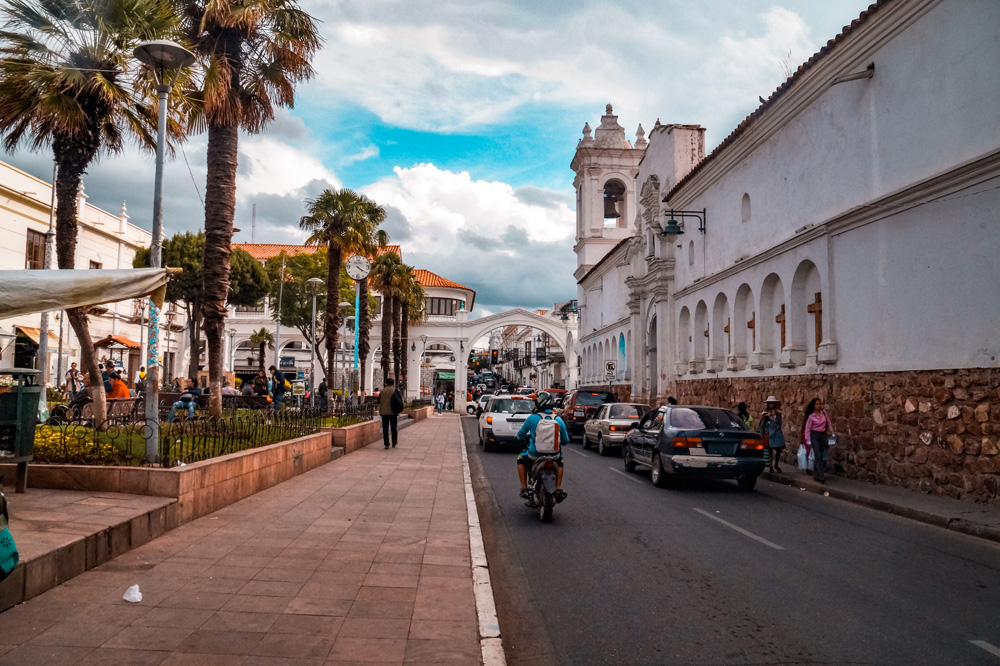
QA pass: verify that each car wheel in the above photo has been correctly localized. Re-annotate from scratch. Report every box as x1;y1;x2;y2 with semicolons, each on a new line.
483;439;494;452
623;444;636;472
582;431;592;450
597;434;608;456
478;429;485;447
650;453;668;488
737;474;758;491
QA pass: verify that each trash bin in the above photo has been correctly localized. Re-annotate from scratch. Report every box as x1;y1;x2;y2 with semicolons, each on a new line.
0;369;42;492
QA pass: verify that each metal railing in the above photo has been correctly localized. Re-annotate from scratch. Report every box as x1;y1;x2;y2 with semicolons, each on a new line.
32;408;323;467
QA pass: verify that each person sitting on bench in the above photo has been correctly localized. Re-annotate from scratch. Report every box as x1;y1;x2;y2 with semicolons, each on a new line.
167;378;202;421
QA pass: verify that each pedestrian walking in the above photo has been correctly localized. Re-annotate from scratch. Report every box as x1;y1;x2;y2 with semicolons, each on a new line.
804;398;834;483
253;370;268;396
736;402;755;430
759;395;786;473
378;378;402;448
435;392;445;414
318;379;328;411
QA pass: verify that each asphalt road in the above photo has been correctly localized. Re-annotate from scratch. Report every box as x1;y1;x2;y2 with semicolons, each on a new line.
461;417;1000;666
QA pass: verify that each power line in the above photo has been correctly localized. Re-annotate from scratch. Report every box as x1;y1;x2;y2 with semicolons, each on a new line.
180;143;203;206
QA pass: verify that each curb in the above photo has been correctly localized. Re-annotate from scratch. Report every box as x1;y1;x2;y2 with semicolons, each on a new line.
761;471;1000;545
458;418;506;666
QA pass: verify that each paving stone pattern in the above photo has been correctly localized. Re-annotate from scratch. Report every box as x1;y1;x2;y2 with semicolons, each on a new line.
0;413;482;665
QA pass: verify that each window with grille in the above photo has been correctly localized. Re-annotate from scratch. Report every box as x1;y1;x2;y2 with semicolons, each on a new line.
25;229;45;269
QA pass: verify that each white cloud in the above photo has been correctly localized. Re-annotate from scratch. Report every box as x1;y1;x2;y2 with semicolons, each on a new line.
306;1;827;144
237;136;340;198
342;145;381;165
361;163;575;254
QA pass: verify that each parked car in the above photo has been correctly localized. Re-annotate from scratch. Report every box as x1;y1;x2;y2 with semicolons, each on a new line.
515;387;536;396
558;389;616;441
622;405;766;490
467;393;493;415
478;395;536;452
583;403;651;456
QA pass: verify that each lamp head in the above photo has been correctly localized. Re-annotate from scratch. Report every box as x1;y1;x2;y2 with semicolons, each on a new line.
134;40;195;88
660;218;684;237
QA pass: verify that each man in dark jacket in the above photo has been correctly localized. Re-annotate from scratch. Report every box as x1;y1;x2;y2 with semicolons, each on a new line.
378;378;400;449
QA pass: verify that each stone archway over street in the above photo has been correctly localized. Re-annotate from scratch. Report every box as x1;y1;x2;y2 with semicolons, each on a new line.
387;307;578;411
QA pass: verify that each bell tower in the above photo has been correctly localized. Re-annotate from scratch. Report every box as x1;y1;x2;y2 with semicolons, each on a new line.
571;104;646;281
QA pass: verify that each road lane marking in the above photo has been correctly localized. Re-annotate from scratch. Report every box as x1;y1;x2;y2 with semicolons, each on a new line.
565;447;588;457
693;508;785;550
971;640;1000;659
609;467;644;484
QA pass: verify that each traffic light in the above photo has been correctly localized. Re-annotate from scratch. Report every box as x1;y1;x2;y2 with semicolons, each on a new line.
491;349;498;364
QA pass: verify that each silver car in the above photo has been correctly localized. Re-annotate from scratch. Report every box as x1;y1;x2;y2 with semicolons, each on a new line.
583;403;651;456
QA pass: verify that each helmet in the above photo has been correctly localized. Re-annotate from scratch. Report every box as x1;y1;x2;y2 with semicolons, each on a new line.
534;391;554;412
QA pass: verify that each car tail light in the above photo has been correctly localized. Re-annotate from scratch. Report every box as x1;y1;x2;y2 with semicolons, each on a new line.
609;425;621;432
672;436;702;448
486;416;493;425
740;438;764;450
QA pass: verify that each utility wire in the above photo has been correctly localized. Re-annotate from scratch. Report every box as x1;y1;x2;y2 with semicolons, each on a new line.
180;143;203;206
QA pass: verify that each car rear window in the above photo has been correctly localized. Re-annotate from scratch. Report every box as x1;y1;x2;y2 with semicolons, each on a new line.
575;392;612;406
669;407;747;431
490;399;535;414
609;404;645;419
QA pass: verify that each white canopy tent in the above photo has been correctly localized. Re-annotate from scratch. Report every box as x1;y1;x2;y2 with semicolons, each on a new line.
0;268;172;318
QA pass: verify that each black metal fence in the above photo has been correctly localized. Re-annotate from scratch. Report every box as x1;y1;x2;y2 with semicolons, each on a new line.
32;408;323;468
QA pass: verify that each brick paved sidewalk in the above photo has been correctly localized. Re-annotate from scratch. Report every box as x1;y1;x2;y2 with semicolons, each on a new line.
0;413;483;665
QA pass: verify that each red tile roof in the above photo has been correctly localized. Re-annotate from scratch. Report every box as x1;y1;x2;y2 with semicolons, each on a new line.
664;0;887;202
414;269;476;309
234;243;401;262
94;334;142;349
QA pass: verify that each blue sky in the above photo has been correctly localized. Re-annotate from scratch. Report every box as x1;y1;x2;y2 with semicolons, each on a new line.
3;0;874;316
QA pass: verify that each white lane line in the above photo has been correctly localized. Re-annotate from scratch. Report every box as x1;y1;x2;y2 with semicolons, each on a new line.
565;447;588;457
459;423;506;666
609;467;643;484
693;508;785;550
971;640;1000;659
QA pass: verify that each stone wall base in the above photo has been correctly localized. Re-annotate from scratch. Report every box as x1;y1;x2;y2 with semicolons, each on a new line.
668;368;1000;505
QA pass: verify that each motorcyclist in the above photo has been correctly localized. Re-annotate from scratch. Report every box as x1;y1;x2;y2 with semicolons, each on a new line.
516;392;569;502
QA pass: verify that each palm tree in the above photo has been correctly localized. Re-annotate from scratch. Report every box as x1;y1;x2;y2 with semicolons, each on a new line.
300;189;388;388
180;0;320;417
248;328;274;371
370;253;405;384
399;270;425;392
0;0;182;424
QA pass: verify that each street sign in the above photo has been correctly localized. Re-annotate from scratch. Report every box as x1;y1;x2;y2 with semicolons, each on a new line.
605;360;616;378
291;382;305;396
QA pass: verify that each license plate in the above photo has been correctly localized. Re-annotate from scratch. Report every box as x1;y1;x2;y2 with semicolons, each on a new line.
574;409;584;417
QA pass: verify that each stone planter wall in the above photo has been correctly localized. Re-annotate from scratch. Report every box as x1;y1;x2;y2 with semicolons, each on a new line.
324;420;383;454
404;406;433;422
0;431;333;525
672;368;1000;505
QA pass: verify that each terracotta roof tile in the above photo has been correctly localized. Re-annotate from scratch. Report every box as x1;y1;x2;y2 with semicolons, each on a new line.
413;269;476;309
664;1;887;202
234;243;401;262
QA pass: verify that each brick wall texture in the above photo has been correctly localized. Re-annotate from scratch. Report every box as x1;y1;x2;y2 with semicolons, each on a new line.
670;368;1000;505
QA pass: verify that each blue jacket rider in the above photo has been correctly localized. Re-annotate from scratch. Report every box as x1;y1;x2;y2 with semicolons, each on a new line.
516;396;569;502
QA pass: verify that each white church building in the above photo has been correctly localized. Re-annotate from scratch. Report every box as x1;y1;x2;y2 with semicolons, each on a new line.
575;0;1000;503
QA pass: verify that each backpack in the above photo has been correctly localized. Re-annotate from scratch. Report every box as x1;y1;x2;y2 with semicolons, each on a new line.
390;389;404;414
533;414;561;454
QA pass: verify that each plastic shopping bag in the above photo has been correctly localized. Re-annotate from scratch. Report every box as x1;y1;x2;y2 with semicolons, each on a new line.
797;444;814;471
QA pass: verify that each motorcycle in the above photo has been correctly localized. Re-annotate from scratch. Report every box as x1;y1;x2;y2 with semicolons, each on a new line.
525;455;562;522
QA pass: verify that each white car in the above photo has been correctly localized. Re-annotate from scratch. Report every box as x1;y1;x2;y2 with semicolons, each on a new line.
467;393;492;415
478;394;536;452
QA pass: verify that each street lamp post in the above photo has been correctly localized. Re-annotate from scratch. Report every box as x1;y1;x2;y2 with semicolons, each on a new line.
134;39;195;463
227;328;237;373
307;277;324;408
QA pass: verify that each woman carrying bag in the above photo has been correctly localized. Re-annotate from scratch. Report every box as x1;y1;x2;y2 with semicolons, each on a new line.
803;398;834;483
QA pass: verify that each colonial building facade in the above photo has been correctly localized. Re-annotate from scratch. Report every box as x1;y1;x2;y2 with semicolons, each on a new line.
575;0;1000;502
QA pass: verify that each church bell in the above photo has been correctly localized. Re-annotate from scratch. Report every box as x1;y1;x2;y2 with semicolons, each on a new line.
604;195;621;219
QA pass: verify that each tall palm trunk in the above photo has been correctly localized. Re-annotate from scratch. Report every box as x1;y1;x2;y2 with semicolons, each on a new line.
201;122;239;418
258;341;266;370
392;295;402;382
325;245;342;387
53;133;106;424
379;290;391;383
358;277;370;392
185;303;202;380
400;302;410;390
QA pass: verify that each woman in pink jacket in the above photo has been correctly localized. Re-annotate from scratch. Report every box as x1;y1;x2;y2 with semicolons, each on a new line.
803;398;834;483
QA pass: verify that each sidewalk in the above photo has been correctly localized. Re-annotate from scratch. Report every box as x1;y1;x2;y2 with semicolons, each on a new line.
0;413;488;665
763;467;1000;543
